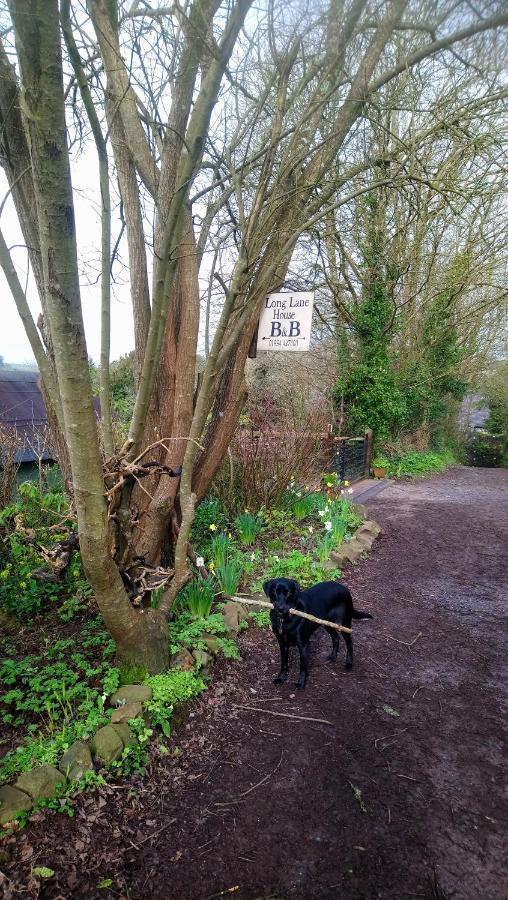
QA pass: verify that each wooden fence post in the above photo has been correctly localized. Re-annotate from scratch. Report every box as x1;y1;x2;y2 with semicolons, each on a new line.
364;428;373;477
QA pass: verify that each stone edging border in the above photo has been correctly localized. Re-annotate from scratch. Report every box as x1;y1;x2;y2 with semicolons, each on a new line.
327;516;382;568
0;684;155;828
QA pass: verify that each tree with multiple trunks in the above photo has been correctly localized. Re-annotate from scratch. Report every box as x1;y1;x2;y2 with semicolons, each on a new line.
0;0;507;670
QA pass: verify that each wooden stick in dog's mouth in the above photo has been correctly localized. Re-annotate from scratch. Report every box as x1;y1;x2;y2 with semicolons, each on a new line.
229;595;353;634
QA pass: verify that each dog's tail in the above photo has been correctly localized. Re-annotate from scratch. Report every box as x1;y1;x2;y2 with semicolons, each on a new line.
352;607;373;620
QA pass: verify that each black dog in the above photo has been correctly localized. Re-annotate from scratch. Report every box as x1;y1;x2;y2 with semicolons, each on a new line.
263;578;372;689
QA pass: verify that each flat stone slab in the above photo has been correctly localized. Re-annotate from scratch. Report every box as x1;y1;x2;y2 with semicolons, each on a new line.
357;520;381;536
92;725;124;764
352;480;389;504
111;723;134;747
59;742;93;782
15;765;66;801
110;701;143;723
110;684;152;706
0;785;32;825
221;600;246;634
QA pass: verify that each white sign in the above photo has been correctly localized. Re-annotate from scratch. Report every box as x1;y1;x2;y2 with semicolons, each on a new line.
256;291;315;352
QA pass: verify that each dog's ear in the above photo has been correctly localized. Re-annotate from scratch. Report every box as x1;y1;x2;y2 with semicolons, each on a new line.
289;579;301;597
263;579;275;599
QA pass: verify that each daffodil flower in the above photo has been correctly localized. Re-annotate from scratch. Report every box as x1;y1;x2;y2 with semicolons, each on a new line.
209;561;215;570
209;523;217;532
344;480;350;486
308;526;314;534
196;556;204;568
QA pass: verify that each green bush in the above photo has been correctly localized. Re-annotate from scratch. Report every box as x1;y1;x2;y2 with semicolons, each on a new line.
181;576;216;618
377;449;456;478
143;670;206;735
234;511;264;545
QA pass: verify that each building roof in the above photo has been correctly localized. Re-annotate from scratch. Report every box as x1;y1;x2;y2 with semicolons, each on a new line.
0;367;54;463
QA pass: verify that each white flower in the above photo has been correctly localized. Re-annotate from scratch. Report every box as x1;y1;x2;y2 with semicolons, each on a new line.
308;525;314;533
296;491;302;498
324;521;332;531
196;556;205;568
318;509;325;517
250;552;256;561
273;555;280;561
347;488;353;494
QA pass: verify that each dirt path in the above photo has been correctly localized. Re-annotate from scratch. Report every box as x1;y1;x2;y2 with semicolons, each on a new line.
3;466;507;900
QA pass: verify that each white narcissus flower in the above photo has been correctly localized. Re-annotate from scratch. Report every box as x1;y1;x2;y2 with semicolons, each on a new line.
324;521;332;531
250;552;256;561
308;526;314;534
347;488;353;494
196;556;205;568
318;509;325;517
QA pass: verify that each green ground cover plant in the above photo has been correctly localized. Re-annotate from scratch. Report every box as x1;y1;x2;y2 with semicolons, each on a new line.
373;448;456;478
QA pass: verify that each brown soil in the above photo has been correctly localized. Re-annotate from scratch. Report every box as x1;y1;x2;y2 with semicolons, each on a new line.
2;466;507;900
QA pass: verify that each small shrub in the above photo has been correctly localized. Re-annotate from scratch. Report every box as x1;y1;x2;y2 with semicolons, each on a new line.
315;533;335;562
234;512;263;545
377;448;456;478
287;490;323;521
249;608;271;628
215;558;242;596
144;670;206;735
182;576;216;618
168;611;229;655
209;533;233;568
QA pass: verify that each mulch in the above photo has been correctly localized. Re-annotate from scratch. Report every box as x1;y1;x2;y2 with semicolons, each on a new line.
1;465;507;900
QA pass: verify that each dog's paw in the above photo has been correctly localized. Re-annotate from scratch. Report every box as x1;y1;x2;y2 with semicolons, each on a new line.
344;661;353;671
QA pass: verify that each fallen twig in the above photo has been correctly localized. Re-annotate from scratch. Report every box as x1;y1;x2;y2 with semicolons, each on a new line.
382;631;422;648
230;595;353;634
234;705;334;725
215;751;284;805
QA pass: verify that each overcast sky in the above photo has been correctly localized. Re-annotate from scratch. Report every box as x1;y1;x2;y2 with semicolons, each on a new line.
0;149;136;366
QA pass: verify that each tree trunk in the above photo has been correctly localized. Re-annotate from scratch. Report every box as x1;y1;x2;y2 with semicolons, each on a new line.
9;0;169;673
